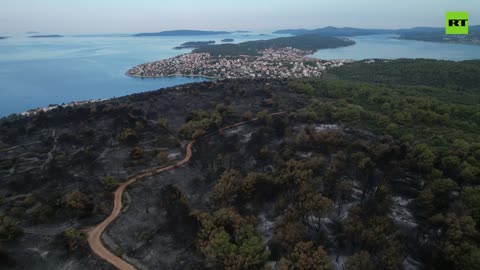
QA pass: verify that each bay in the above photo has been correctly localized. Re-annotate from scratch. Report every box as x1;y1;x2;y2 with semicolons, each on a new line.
312;34;480;60
0;33;277;116
1;33;479;117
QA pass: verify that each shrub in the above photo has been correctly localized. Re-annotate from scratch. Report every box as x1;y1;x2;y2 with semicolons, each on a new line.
119;128;138;145
0;214;23;240
130;147;144;160
63;227;86;252
100;176;118;191
63;191;92;217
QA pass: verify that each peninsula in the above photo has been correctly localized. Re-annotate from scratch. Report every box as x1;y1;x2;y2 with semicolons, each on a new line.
174;41;216;49
193;34;355;56
133;30;230;37
127;48;351;80
127;34;354;79
29;35;64;38
398;25;480;46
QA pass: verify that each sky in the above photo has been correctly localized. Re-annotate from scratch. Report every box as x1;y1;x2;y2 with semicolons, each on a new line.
1;0;478;34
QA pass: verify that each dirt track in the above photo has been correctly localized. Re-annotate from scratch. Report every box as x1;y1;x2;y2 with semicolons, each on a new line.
87;112;286;270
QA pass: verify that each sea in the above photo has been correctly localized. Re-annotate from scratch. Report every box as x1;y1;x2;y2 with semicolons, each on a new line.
0;33;479;117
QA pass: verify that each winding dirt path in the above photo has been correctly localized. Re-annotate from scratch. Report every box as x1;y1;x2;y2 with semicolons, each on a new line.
87;112;286;270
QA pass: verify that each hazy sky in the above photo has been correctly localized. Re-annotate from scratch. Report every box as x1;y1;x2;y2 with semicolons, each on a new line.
1;0;478;34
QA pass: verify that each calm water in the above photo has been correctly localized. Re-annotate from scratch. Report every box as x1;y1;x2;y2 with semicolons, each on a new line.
313;34;480;60
1;34;479;116
0;33;279;116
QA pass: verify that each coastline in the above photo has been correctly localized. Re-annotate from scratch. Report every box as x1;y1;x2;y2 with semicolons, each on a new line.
126;72;218;80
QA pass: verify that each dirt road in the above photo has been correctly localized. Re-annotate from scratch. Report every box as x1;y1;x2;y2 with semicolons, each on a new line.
87;112;286;270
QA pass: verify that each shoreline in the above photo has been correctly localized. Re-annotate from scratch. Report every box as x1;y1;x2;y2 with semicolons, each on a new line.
126;72;219;80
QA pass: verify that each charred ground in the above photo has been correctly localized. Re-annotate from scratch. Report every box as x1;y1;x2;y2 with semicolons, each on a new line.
1;59;480;270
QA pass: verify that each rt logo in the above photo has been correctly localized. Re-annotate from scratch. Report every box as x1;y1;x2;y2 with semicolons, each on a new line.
446;12;469;34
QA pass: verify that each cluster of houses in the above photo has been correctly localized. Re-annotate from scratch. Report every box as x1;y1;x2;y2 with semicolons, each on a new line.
127;48;353;80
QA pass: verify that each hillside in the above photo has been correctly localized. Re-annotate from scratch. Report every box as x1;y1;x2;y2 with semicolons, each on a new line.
1;60;480;269
275;26;480;45
193;34;355;56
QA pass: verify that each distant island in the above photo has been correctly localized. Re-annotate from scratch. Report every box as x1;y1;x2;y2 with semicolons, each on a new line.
133;30;230;37
274;26;393;36
29;35;64;38
221;38;234;42
0;36;9;40
174;41;216;49
193;34;355;56
398;25;480;46
275;25;480;46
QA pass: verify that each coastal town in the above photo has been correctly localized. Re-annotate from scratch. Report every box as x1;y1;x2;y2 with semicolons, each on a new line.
127;48;353;79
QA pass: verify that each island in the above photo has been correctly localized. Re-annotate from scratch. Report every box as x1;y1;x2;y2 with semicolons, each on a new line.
274;25;480;46
133;30;230;37
273;26;392;36
127;35;355;79
174;41;216;49
193;34;355;56
0;36;9;40
398;25;480;46
29;35;64;38
221;38;234;42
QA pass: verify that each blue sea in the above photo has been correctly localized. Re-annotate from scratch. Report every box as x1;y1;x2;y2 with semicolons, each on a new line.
1;33;479;117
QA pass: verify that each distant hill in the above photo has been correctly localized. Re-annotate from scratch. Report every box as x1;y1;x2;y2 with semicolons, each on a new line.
29;35;63;38
398;25;480;45
133;30;230;37
274;26;392;36
274;25;480;45
193;34;355;56
275;25;479;36
0;37;9;40
174;41;216;49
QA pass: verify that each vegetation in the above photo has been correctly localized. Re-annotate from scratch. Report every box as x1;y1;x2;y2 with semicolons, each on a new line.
63;227;86;252
179;110;223;139
194;34;355;56
0;213;23;240
2;59;480;269
100;176;118;191
192;208;270;269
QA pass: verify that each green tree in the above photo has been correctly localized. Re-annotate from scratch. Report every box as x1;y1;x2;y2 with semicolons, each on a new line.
344;251;374;270
193;208;269;270
463;248;480;270
464;187;480;226
430;178;458;210
438;214;478;269
211;170;244;207
409;144;436;173
278;242;333;270
99;176;118;191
